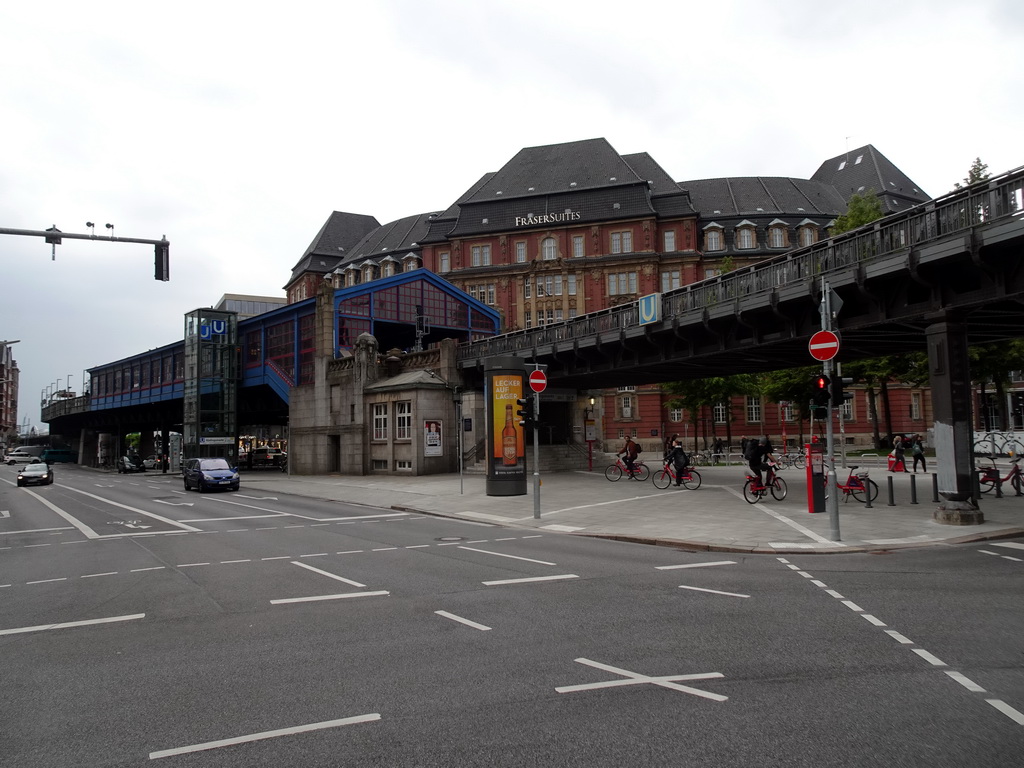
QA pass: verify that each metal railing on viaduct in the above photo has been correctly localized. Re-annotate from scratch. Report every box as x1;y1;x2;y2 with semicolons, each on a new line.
457;165;1024;388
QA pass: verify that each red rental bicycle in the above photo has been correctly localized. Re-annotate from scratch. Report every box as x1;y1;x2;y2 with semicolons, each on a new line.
652;464;702;490
604;456;650;482
826;466;879;503
742;462;787;503
977;457;1023;494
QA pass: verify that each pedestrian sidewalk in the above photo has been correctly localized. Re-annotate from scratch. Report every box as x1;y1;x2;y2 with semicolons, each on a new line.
240;464;1024;554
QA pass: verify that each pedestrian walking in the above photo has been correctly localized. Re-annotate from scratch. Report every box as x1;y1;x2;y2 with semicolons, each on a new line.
891;434;907;472
911;435;927;473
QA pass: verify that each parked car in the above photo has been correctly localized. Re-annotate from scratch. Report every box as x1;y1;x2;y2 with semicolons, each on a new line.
250;446;287;470
183;457;240;492
17;459;54;487
117;455;146;473
143;455;160;469
5;448;39;465
40;448;77;463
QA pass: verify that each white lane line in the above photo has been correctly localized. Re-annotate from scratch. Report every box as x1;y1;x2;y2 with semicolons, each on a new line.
81;572;119;578
299;553;328;558
457;546;556;566
885;630;914;644
177;563;210;568
841;600;864;612
522;535;543;539
337;550;364;554
131;567;166;573
220;559;251;564
911;648;947;666
270;590;389;605
371;547;397;552
720;487;836;544
797;571;814;579
184;515;283;522
0;526;73;535
58;484;202;533
656;561;736;570
556;658;728;702
1003;555;1023;562
25;543;53;548
148;713;381;760
482;574;578;586
861;614;887;627
291;561;366;587
541;524;585;532
992;542;1024;551
0;613;145;636
27;578;67;585
435;611;492;631
987;699;1024;726
825;589;845;599
261;556;291;561
678;585;750;599
15;488;101;538
945;671;986;693
811;580;828;588
404;545;429;549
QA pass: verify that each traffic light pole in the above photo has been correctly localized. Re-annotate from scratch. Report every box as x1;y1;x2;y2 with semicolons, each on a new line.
532;391;541;520
821;279;841;541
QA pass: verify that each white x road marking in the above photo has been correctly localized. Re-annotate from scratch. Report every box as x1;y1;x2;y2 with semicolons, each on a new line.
555;658;727;702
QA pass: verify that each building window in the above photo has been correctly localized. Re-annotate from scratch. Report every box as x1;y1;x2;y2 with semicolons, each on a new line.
515;241;527;263
661;270;681;292
669;407;683;422
524;311;532;328
542;237;557;260
396;401;412;439
781;402;795;422
610;231;633;254
524;278;532;299
617;386;636;392
396;460;412;471
841;399;854;421
746;396;761;423
471;244;491;267
439;252;450;273
567;273;577;295
620;394;634;419
713;402;728;423
664;230;676;252
911;391;922;420
608;271;637;295
704;267;722;279
799;227;816;247
737;227;755;250
705;229;723;251
372;403;388;441
768;226;786;248
383;260;397;277
572;235;584;258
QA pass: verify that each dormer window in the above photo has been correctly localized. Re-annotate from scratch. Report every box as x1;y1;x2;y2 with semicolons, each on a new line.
703;223;724;252
767;220;788;249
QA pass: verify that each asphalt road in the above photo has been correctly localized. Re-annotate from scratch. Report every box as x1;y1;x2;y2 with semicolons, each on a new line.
2;464;1023;766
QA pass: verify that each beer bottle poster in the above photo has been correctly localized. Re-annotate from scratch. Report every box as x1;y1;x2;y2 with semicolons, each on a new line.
491;373;524;474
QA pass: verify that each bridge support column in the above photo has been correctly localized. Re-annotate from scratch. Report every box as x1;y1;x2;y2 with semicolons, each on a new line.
926;317;983;524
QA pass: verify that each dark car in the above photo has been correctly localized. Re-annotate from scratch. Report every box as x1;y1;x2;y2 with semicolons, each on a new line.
17;459;54;487
183;457;240;492
117;455;146;473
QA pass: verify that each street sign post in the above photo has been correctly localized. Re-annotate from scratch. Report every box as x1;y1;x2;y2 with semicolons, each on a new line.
528;369;548;393
808;330;840;361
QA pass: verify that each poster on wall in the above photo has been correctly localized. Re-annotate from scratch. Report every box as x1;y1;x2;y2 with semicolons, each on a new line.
424;420;443;456
490;373;524;476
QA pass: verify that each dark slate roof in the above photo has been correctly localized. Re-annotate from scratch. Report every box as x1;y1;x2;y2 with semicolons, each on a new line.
421;173;496;245
810;145;930;213
681;177;847;219
464;138;644;202
336;212;440;267
287;211;380;283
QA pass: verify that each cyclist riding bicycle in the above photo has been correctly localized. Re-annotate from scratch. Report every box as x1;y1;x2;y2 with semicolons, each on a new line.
618;436;641;476
664;439;690;486
744;435;775;488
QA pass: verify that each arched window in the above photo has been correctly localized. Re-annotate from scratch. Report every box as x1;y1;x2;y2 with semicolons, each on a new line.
799;226;816;247
736;227;755;249
768;226;786;248
542;237;557;260
704;226;724;252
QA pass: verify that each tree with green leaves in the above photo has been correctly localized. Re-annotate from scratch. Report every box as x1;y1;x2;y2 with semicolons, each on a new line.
757;366;821;446
954;157;990;190
831;190;884;235
970;339;1024;430
662;374;758;453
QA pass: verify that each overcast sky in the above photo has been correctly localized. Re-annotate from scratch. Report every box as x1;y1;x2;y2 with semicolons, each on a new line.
2;0;1021;434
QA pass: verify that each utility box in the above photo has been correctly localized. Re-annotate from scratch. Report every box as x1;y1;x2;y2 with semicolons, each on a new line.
805;442;825;513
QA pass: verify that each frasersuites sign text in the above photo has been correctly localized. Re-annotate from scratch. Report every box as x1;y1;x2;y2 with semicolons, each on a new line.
514;211;582;227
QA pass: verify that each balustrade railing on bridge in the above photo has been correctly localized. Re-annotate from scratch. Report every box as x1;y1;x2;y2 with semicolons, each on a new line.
458;164;1024;363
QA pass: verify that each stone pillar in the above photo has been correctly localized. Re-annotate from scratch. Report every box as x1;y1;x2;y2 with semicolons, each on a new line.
926;317;983;524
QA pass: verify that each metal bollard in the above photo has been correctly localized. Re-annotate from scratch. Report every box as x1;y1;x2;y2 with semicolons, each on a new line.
887;475;895;506
932;473;940;503
864;479;873;509
910;474;918;504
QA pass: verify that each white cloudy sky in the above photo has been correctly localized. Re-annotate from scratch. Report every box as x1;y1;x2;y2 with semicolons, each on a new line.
2;0;1021;433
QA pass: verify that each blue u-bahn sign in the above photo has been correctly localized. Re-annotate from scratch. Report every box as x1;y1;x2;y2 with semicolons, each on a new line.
199;319;229;339
638;293;661;326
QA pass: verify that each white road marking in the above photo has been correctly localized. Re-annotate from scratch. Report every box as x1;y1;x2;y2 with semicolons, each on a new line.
59;485;202;533
885;630;914;644
825;589;845;599
270;590;389;605
177;563;210;568
460;511;518;522
841;600;864;612
678;585;749;598
987;699;1024;726
148;713;381;760
657;561;736;570
992;542;1024;551
15;488;101;538
861;614;887;627
291;561;365;587
458;546;555;565
556;658;727;702
482;574;578;586
81;572;119;578
0;613;144;636
27;578;67;585
541;524;585;532
945;671;986;692
911;648;947;666
435;611;492;631
2;527;73;535
811;580;828;588
131;567;166;573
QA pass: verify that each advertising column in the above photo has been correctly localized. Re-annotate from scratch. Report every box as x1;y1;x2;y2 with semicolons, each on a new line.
485;357;526;496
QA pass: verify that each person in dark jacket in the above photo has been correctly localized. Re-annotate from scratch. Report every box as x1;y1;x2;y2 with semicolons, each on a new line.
744;436;773;487
664;439;690;486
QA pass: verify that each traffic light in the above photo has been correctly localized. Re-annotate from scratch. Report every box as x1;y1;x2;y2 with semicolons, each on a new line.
830;376;853;406
516;397;534;427
811;374;831;408
154;241;170;281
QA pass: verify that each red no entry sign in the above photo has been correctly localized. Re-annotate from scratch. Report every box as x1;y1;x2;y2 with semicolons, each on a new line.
808;330;840;361
528;369;548;393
